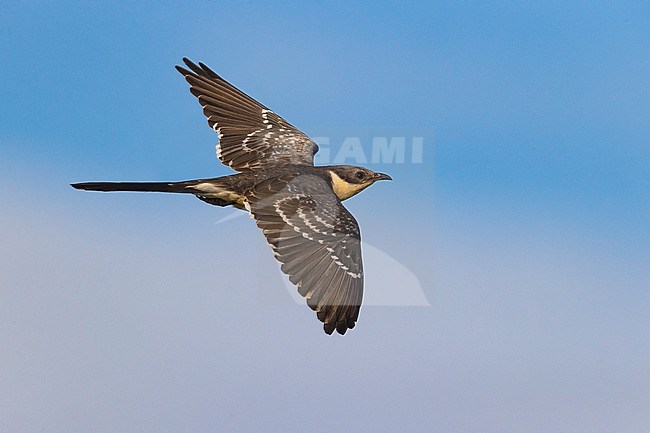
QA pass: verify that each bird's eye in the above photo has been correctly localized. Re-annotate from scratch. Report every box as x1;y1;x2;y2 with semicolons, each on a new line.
355;171;366;180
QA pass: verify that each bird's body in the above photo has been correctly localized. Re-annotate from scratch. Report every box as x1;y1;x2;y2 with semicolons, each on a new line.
75;164;382;208
72;58;391;335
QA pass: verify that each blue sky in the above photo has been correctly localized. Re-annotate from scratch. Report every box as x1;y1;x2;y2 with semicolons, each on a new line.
1;1;649;432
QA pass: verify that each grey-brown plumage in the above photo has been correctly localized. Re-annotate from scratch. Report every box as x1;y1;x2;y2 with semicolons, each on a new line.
71;58;391;335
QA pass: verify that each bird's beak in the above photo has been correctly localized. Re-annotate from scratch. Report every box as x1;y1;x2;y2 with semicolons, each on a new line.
374;172;393;181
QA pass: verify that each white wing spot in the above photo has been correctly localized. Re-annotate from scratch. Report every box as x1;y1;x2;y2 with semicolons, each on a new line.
274;195;315;241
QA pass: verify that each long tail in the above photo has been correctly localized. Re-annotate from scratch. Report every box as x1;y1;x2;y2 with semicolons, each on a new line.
71;178;246;208
70;181;196;193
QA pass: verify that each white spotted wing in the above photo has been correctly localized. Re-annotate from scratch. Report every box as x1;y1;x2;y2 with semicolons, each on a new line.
176;58;318;171
245;174;363;335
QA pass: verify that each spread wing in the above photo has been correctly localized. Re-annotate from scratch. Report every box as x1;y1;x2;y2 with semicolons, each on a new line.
176;58;318;171
245;174;363;335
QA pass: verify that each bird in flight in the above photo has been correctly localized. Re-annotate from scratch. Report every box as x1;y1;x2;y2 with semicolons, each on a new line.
72;58;392;335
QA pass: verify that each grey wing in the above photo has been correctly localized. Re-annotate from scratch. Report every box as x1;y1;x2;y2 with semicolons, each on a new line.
245;174;363;335
176;58;318;171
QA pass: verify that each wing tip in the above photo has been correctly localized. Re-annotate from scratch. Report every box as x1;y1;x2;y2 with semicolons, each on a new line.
178;57;221;79
323;320;355;335
323;322;335;335
175;64;190;76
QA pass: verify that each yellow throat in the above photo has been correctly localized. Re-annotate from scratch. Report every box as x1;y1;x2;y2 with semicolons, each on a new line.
328;170;370;201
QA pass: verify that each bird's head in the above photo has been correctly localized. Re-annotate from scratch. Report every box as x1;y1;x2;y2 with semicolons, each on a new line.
326;165;392;201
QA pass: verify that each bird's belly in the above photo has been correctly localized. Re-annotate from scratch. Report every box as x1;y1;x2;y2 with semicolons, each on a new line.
192;182;246;208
